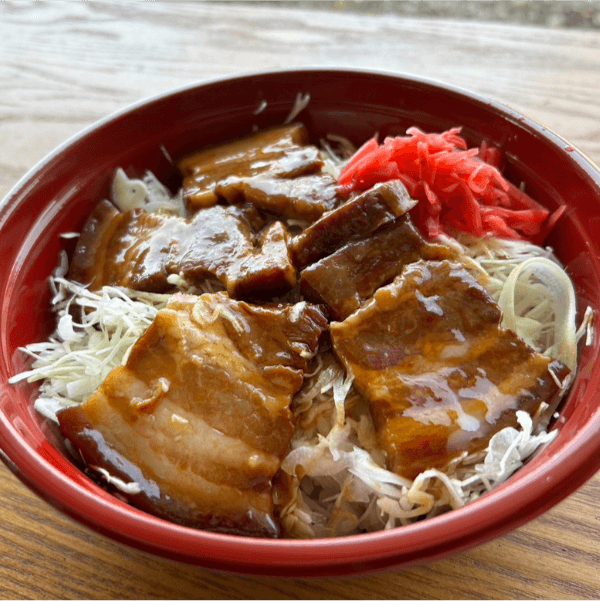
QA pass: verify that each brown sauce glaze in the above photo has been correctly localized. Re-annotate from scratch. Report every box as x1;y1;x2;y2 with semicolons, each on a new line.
57;293;328;537
179;123;340;220
69;201;296;298
330;260;569;480
215;173;339;223
300;214;456;320
291;180;417;269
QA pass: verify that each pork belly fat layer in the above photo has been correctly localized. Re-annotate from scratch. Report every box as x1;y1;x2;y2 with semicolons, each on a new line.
179;123;339;220
300;215;455;320
57;293;328;537
330;260;568;480
291;180;417;269
69;202;296;298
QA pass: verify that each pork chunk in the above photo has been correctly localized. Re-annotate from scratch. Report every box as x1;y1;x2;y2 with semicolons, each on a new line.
69;201;296;298
300;215;455;320
179;123;339;220
330;260;568;480
57;293;328;537
291;180;417;269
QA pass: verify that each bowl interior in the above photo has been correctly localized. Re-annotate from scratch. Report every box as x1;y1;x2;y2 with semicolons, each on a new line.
1;69;600;576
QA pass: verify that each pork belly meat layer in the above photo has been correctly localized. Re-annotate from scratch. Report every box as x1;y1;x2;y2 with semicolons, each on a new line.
291;180;417;269
300;215;455;321
330;260;568;480
178;123;339;221
69;200;296;298
57;293;328;537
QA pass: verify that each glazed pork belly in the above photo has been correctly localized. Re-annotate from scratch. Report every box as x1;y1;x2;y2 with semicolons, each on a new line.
330;260;568;480
293;179;454;320
178;123;340;221
57;293;328;537
300;215;455;321
69;200;296;298
291;180;417;269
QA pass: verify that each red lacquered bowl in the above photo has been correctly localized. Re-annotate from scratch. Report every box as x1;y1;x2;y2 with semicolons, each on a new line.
1;69;600;577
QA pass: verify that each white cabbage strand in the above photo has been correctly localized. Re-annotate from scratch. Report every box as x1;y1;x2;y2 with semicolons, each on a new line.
8;278;169;421
497;257;577;372
111;168;184;216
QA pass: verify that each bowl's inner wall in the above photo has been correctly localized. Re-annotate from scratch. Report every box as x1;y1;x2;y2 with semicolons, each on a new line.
1;70;600;572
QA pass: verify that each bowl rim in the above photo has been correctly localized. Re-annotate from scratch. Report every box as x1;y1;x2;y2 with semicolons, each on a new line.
4;65;600;214
2;67;600;577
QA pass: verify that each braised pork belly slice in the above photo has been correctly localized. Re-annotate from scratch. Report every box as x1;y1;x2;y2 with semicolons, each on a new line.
330;260;568;481
178;123;340;221
291;180;417;269
57;293;328;537
300;215;455;320
69;201;296;298
215;173;339;223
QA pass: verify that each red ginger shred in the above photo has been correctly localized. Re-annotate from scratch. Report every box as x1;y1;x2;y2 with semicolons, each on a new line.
337;127;564;242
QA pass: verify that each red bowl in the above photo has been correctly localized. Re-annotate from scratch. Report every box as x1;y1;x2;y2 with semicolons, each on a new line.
1;69;600;577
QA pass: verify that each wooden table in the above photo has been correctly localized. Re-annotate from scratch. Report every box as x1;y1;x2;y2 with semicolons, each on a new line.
2;3;600;599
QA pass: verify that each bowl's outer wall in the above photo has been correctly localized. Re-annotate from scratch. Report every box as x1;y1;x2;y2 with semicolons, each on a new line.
1;69;600;576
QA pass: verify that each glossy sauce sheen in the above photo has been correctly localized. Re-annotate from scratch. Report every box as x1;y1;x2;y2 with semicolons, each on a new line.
57;293;328;537
300;214;456;320
291;179;417;269
69;201;296;297
330;260;569;480
179;123;339;220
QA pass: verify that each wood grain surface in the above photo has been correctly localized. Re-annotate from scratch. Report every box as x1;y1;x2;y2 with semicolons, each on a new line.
1;3;600;599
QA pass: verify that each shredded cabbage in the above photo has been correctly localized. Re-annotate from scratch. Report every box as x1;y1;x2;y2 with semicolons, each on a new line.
111;168;185;216
279;351;564;537
284;92;311;124
8;279;169;422
498;257;577;371
454;234;593;364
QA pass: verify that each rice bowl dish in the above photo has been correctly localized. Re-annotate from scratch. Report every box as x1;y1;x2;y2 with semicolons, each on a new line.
1;69;600;575
9;118;592;539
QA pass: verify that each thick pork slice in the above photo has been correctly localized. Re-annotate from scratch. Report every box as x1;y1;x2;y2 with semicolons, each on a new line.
179;123;339;221
300;215;455;320
57;293;328;537
291;180;417;269
330;260;568;480
69;201;296;298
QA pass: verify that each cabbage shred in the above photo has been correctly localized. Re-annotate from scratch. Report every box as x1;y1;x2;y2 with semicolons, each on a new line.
9;276;170;422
